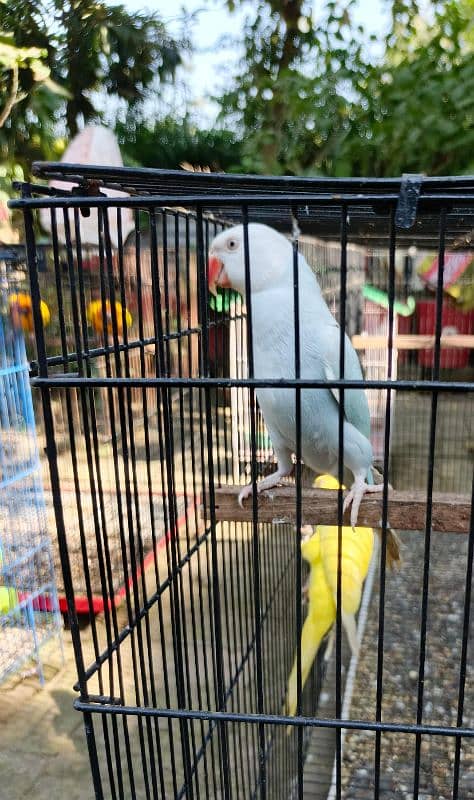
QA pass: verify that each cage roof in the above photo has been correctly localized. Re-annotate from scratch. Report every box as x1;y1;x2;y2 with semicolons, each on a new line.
16;163;474;248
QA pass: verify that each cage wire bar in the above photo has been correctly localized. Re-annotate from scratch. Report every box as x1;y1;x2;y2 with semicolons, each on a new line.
9;167;474;800
0;255;63;685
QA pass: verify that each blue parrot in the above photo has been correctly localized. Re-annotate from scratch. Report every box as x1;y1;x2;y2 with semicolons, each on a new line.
208;222;388;529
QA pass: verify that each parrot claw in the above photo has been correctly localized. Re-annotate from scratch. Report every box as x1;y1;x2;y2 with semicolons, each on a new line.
343;478;387;528
238;484;253;508
238;466;293;508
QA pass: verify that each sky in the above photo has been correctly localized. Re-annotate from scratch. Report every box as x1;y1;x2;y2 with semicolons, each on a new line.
120;0;390;125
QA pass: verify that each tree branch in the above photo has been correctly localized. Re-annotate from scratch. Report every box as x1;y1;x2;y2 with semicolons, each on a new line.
0;63;20;128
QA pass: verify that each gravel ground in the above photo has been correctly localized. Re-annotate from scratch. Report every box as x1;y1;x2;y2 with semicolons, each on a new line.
342;530;474;799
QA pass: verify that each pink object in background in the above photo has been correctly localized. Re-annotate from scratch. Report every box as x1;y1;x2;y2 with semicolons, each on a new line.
39;126;134;248
417;299;474;369
420;251;473;290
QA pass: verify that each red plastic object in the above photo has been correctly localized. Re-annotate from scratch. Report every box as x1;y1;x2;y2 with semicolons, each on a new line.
396;313;413;364
417;300;474;368
29;503;194;616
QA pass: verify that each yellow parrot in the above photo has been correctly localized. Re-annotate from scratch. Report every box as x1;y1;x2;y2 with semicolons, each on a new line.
86;299;132;336
285;474;374;719
8;292;50;333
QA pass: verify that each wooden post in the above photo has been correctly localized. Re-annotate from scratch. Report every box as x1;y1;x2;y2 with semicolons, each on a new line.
352;334;474;350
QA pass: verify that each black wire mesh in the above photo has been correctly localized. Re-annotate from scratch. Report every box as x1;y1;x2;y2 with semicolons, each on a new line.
9;167;474;800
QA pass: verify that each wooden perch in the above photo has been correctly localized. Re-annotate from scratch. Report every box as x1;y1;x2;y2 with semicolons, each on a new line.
205;486;472;533
352;334;474;350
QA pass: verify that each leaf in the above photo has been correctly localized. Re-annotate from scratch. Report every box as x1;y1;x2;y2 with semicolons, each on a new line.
43;77;71;98
30;59;50;82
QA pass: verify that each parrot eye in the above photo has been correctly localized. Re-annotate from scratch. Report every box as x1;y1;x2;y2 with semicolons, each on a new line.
226;238;239;251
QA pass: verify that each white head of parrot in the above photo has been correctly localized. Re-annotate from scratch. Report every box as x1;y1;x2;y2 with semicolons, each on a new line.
208;222;295;296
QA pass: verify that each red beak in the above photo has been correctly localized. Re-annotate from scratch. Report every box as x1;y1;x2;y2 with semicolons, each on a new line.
208;255;231;295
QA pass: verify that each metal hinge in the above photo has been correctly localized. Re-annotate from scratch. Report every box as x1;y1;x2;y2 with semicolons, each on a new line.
395;173;423;229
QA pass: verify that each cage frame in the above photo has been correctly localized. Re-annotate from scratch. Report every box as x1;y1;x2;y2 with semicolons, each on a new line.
9;166;474;800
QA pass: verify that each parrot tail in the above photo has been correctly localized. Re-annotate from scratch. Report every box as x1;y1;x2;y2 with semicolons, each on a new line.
377;526;402;570
284;631;321;720
342;612;359;657
369;468;402;570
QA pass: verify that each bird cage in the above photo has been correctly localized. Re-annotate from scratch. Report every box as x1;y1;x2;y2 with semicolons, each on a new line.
10;167;474;799
0;255;63;685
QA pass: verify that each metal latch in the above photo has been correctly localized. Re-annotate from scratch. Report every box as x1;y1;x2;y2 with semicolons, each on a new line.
395;173;423;229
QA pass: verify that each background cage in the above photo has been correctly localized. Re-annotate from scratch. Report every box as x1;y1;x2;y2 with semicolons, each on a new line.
0;250;63;685
10;166;474;799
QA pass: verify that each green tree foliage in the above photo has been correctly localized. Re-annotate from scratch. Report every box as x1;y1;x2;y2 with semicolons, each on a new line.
0;31;56;129
0;12;67;233
220;0;474;177
342;0;474;176
116;114;243;173
56;1;184;136
220;0;366;174
0;0;185;172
